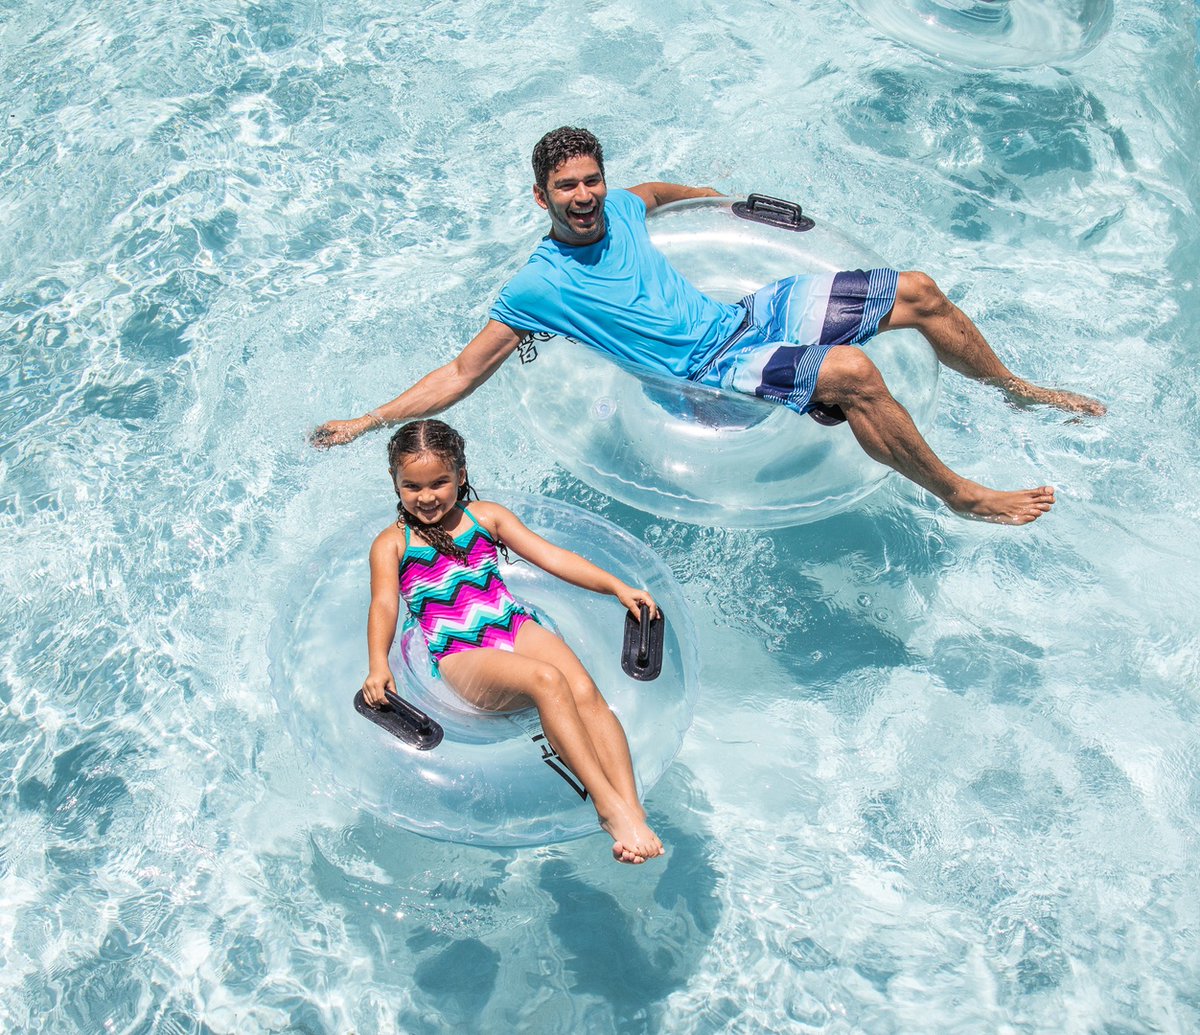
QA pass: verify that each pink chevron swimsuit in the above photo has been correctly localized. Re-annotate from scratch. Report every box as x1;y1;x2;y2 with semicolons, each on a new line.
398;505;536;667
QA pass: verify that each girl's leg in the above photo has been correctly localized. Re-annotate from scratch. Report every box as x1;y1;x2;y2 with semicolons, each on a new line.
439;646;662;863
510;621;648;826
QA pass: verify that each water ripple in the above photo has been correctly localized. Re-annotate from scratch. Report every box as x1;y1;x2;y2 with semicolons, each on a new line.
2;0;1200;1031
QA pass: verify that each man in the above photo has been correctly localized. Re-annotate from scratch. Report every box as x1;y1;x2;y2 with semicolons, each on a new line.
313;126;1105;525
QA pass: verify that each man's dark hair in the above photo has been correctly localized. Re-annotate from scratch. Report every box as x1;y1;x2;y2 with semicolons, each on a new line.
532;127;605;191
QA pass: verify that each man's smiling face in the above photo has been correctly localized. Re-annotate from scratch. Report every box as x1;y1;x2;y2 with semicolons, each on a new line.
534;154;608;246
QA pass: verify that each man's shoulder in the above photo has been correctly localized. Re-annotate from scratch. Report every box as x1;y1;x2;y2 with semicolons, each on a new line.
492;241;561;316
607;187;647;219
504;240;561;287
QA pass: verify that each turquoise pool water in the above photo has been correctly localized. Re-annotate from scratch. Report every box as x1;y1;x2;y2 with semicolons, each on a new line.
2;1;1198;1031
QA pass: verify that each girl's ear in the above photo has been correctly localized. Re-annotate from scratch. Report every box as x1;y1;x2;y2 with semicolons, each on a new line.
458;466;467;486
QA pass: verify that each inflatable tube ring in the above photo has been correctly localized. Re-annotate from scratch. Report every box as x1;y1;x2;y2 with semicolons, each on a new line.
267;493;699;847
505;195;940;528
847;0;1112;70
356;601;666;744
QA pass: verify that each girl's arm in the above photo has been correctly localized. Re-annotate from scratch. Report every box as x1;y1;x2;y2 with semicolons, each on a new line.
479;503;659;618
363;528;403;708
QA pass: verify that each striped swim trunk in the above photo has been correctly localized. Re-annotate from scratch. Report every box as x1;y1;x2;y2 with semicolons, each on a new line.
688;268;899;420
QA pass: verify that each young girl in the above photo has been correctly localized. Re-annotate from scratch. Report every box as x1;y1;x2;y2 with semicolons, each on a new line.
361;419;664;864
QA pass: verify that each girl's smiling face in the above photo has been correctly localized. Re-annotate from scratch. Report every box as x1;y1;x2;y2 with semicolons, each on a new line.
394;451;465;526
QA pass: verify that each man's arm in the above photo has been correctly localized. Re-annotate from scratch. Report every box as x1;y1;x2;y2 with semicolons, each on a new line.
627;182;724;215
310;319;524;448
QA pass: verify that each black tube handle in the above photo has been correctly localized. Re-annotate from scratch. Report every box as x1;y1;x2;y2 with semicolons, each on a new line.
746;193;800;221
731;193;815;232
354;687;444;750
637;603;651;665
384;688;435;733
622;605;665;681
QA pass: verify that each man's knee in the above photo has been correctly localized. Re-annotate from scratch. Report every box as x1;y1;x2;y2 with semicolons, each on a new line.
896;270;948;316
815;345;887;408
821;345;880;387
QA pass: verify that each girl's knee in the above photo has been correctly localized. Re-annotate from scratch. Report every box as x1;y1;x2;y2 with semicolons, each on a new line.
569;678;603;713
527;663;571;704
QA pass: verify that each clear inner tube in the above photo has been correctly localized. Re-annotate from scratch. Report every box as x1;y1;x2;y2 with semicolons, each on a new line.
267;494;699;846
507;197;939;528
847;0;1113;69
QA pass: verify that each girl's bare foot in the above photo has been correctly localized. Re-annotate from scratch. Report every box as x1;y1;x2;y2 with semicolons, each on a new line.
947;483;1056;525
601;807;664;864
611;841;646;864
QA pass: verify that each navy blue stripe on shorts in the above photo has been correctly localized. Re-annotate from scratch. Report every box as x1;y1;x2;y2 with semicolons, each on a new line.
691;268;899;416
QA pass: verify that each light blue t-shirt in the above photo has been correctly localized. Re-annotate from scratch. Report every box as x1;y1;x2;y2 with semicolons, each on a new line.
489;189;744;378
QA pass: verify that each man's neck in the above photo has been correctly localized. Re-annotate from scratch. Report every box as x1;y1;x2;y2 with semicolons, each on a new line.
549;224;606;247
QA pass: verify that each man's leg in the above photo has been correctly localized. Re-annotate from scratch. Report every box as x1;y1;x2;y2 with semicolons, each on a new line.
812;345;1056;524
879;271;1106;416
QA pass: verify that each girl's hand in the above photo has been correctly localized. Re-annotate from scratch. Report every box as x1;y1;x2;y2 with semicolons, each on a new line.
616;585;659;620
362;667;396;709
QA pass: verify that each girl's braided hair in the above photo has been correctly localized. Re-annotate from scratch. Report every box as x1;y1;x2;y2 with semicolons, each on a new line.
387;420;476;563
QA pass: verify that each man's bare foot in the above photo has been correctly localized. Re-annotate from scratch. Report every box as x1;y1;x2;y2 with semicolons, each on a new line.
601;808;664;864
995;378;1107;416
947;483;1056;525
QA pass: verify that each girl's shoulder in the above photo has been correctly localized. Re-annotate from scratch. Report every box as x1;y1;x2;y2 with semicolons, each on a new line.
370;521;406;556
463;499;510;536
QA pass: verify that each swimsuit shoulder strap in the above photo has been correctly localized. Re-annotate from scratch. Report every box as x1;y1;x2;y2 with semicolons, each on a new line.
397;521;413;567
459;502;493;541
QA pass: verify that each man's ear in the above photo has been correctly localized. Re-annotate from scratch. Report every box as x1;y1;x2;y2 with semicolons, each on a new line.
532;184;548;211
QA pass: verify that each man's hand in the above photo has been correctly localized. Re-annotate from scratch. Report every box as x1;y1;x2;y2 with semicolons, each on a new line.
310;414;377;449
308;320;524;451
